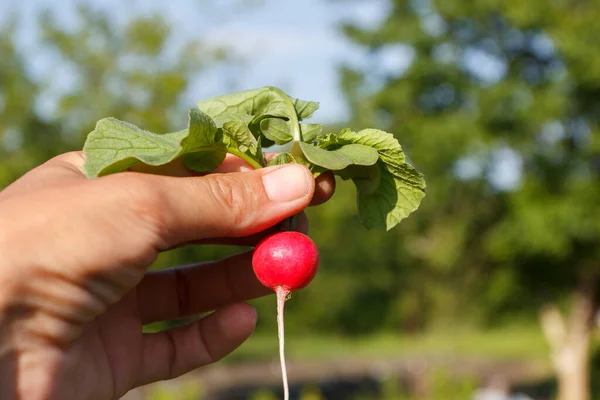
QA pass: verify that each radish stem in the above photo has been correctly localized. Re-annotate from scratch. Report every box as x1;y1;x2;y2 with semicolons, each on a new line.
276;286;290;400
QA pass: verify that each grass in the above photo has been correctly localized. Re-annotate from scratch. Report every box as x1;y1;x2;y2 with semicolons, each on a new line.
224;324;552;364
136;325;565;400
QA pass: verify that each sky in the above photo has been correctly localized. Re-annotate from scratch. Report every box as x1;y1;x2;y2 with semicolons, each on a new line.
0;0;522;189
0;0;392;124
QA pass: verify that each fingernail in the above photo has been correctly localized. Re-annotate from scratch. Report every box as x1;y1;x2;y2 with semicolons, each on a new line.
262;165;311;202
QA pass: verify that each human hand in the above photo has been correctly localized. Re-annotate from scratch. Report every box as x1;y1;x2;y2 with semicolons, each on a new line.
0;152;335;400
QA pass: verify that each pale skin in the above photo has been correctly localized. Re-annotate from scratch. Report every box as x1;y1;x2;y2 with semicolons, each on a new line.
0;151;335;400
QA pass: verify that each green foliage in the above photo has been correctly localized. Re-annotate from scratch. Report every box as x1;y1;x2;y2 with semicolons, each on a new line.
83;110;225;177
1;5;226;188
147;382;205;400
198;86;426;232
198;86;307;145
339;0;600;329
250;390;279;400
4;0;600;397
323;128;426;230
83;86;425;231
4;0;600;384
0;4;238;276
0;20;63;188
353;371;478;400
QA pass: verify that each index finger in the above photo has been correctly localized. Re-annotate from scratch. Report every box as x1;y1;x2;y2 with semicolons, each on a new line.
137;251;270;324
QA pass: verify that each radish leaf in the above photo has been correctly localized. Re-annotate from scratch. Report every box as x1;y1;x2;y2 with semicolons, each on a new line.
83;108;224;178
83;86;426;230
268;153;297;166
299;142;379;170
291;97;320;120
318;128;426;230
197;86;302;143
300;124;323;143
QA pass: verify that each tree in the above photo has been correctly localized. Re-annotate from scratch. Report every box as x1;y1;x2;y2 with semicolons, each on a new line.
1;4;230;186
340;0;600;398
1;4;376;338
0;20;62;186
1;5;246;279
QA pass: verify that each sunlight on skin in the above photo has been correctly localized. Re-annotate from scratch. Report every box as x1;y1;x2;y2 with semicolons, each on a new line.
0;150;335;399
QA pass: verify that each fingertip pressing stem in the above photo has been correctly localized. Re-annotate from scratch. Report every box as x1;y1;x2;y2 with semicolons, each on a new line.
276;286;290;400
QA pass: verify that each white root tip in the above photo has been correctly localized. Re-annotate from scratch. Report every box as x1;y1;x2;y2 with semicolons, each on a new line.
276;287;290;400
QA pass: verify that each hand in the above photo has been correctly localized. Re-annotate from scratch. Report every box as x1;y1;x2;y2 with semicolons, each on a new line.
0;152;335;400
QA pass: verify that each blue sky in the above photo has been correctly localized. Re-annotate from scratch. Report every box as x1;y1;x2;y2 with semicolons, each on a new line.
0;0;392;123
0;0;524;190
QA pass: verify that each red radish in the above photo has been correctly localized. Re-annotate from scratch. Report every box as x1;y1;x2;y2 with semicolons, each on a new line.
252;231;319;292
252;231;320;400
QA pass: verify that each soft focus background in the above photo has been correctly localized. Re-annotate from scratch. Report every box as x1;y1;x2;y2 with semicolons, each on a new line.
2;0;600;399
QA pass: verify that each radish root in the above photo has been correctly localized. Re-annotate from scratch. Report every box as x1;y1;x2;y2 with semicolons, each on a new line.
276;286;290;400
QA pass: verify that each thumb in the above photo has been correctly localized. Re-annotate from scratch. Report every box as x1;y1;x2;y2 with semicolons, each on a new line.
102;163;315;248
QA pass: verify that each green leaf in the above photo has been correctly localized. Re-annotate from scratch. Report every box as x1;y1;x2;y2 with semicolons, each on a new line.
267;153;297;166
300;124;323;143
82;86;425;232
358;161;425;230
259;118;294;145
315;131;341;148
83;109;226;178
246;135;266;168
299;142;354;170
322;128;426;230
197;87;285;119
197;86;304;144
220;113;259;154
183;109;227;171
184;149;227;172
221;121;266;169
299;141;379;171
334;144;380;165
291;97;320;120
336;164;381;195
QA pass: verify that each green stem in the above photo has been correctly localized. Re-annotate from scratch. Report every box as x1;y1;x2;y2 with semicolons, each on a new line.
227;148;265;169
270;86;302;142
289;140;310;168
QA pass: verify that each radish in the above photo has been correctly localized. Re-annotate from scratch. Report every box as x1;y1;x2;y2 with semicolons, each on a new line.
252;231;320;400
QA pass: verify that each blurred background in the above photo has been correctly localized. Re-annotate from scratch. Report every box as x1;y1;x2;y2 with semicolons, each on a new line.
2;0;600;399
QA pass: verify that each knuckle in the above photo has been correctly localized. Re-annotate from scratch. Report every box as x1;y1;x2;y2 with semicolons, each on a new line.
197;320;218;363
109;173;169;245
47;151;86;173
206;175;254;229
